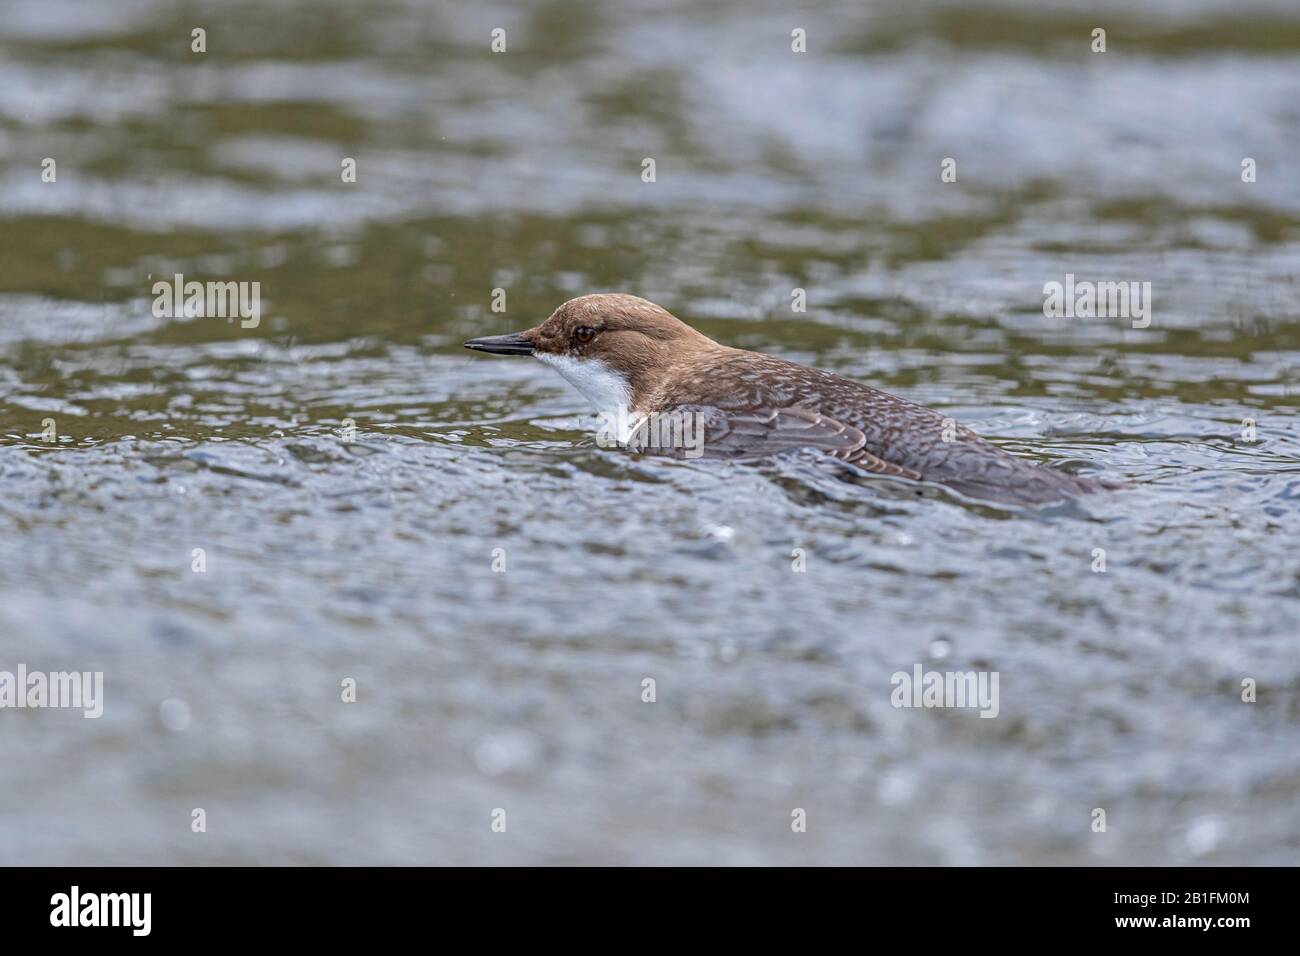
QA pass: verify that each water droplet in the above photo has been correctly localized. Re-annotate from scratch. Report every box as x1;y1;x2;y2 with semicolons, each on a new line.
1184;816;1223;857
877;771;916;806
474;733;538;777
159;698;191;732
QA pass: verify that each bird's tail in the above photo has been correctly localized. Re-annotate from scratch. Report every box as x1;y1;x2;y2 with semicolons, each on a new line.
942;468;1118;507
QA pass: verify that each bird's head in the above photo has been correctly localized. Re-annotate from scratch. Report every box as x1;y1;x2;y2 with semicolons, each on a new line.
464;293;716;412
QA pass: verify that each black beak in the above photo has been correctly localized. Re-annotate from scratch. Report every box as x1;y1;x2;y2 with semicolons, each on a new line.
464;332;533;356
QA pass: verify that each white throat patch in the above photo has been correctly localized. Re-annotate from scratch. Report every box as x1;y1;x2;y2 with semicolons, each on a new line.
535;353;641;442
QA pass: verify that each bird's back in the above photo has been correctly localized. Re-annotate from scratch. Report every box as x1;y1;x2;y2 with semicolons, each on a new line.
649;347;1103;505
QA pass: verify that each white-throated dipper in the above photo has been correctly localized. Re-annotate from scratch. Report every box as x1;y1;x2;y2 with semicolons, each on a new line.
465;294;1108;505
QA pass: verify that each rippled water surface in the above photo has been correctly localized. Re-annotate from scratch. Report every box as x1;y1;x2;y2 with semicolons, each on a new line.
2;0;1299;864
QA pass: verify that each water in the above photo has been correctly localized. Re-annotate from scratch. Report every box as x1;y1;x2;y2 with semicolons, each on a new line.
2;0;1298;864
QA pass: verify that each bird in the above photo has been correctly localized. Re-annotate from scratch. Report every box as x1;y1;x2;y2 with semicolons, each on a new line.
465;293;1109;506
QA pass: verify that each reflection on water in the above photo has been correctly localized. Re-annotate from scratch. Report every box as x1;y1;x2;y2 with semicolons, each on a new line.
1;0;1298;864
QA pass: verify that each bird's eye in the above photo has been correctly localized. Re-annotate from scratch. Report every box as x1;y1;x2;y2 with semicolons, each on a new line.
574;326;597;345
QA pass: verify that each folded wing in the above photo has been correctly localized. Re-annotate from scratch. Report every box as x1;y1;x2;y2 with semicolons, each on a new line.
631;405;922;480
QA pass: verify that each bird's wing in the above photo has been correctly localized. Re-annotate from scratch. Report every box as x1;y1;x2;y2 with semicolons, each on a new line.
630;405;922;480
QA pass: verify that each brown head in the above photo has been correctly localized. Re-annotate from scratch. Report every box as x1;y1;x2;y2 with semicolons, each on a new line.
464;294;719;411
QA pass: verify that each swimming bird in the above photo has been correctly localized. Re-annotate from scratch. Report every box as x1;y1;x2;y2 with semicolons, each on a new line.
465;294;1107;505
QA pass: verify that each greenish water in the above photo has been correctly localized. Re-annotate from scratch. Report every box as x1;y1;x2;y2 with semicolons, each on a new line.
1;0;1298;864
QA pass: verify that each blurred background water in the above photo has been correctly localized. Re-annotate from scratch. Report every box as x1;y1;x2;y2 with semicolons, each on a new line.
1;0;1298;864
